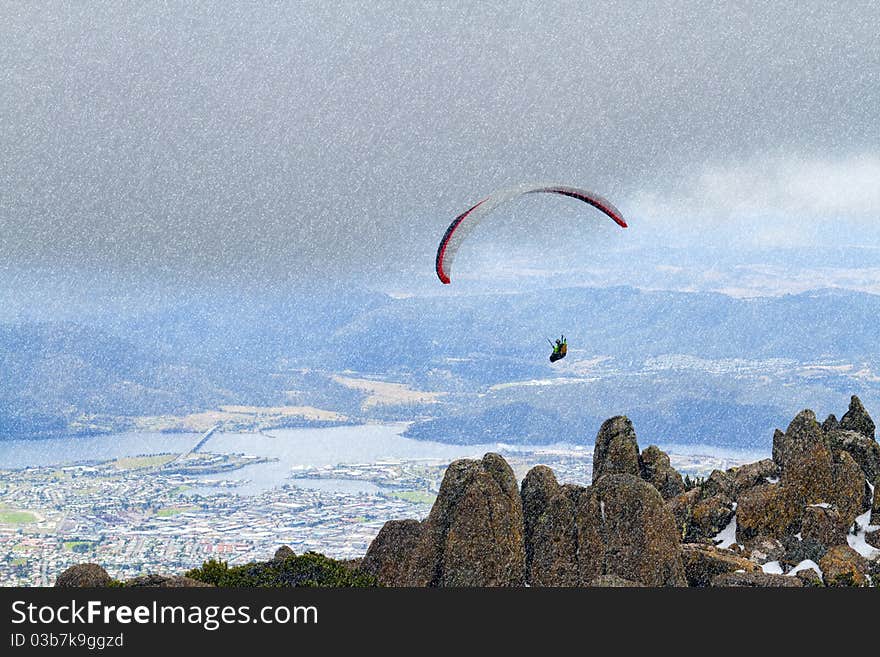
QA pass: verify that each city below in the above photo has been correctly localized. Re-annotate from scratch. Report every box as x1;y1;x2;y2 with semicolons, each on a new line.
0;435;750;586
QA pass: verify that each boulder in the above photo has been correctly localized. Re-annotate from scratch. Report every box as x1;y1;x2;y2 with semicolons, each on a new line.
401;453;525;587
576;474;686;586
701;470;734;499
665;488;701;541
736;484;797;542
773;410;826;471
689;493;736;540
124;574;212;587
795;568;823;587
821;414;839;433
830;450;868;527
520;465;560;578
273;545;296;561
800;504;847;549
819;545;869;587
781;535;826;566
592;416;641;483
743;536;786;564
711;571;802;587
826;428;880;483
731;459;779;497
55;563;112;588
640;445;685;500
680;543;757;587
839;395;875;440
527;484;583;587
362;519;422;586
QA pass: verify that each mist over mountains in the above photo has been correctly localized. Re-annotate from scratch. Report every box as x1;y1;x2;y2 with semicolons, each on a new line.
2;283;878;449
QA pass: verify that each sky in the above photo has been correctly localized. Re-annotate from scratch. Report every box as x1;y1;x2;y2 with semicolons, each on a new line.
1;1;879;297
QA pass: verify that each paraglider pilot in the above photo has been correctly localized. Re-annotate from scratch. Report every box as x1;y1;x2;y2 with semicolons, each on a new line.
549;335;567;362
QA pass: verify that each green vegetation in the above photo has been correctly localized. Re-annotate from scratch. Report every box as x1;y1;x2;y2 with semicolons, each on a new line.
0;510;38;525
155;506;198;518
112;454;176;470
63;541;95;554
185;552;378;587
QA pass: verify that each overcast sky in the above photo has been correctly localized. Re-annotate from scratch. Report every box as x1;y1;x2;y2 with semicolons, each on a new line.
2;1;879;289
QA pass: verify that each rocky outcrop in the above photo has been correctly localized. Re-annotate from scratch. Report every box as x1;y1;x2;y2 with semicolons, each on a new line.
830;450;867;526
821;414;839;433
826;429;880;483
819;545;869;587
521;464;560;579
577;474;686;586
527;484;583;586
640;445;685;499
273;545;296;561
796;568;824;587
666;488;701;541
744;410;870;543
702;470;734;499
680;543;757;587
731;459;778;497
800;504;847;550
362;519;422;586
839;395;875;440
736;483;797;542
401;453;525;587
592;416;641;483
55;563;112;587
689;493;735;539
711;571;802;587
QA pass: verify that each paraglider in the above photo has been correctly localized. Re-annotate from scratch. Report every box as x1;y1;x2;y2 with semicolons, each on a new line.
549;335;567;363
435;183;628;285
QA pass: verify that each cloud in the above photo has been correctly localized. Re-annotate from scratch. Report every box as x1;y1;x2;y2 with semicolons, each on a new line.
635;153;880;222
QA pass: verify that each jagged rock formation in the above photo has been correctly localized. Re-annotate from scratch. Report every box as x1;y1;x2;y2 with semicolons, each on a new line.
826;428;880;482
521;464;562;580
821;414;840;433
525;482;583;586
361;519;422;586
578;474;686;586
400;453;526;587
731;459;778;497
839;395;875;440
740;409;871;546
641;445;684;500
55;563;112;587
592;416;641;483
640;445;686;500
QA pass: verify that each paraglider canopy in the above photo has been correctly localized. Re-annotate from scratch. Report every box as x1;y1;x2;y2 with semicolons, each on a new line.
435;184;628;284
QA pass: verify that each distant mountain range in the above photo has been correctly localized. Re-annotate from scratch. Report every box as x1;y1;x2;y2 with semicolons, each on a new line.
2;285;878;447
